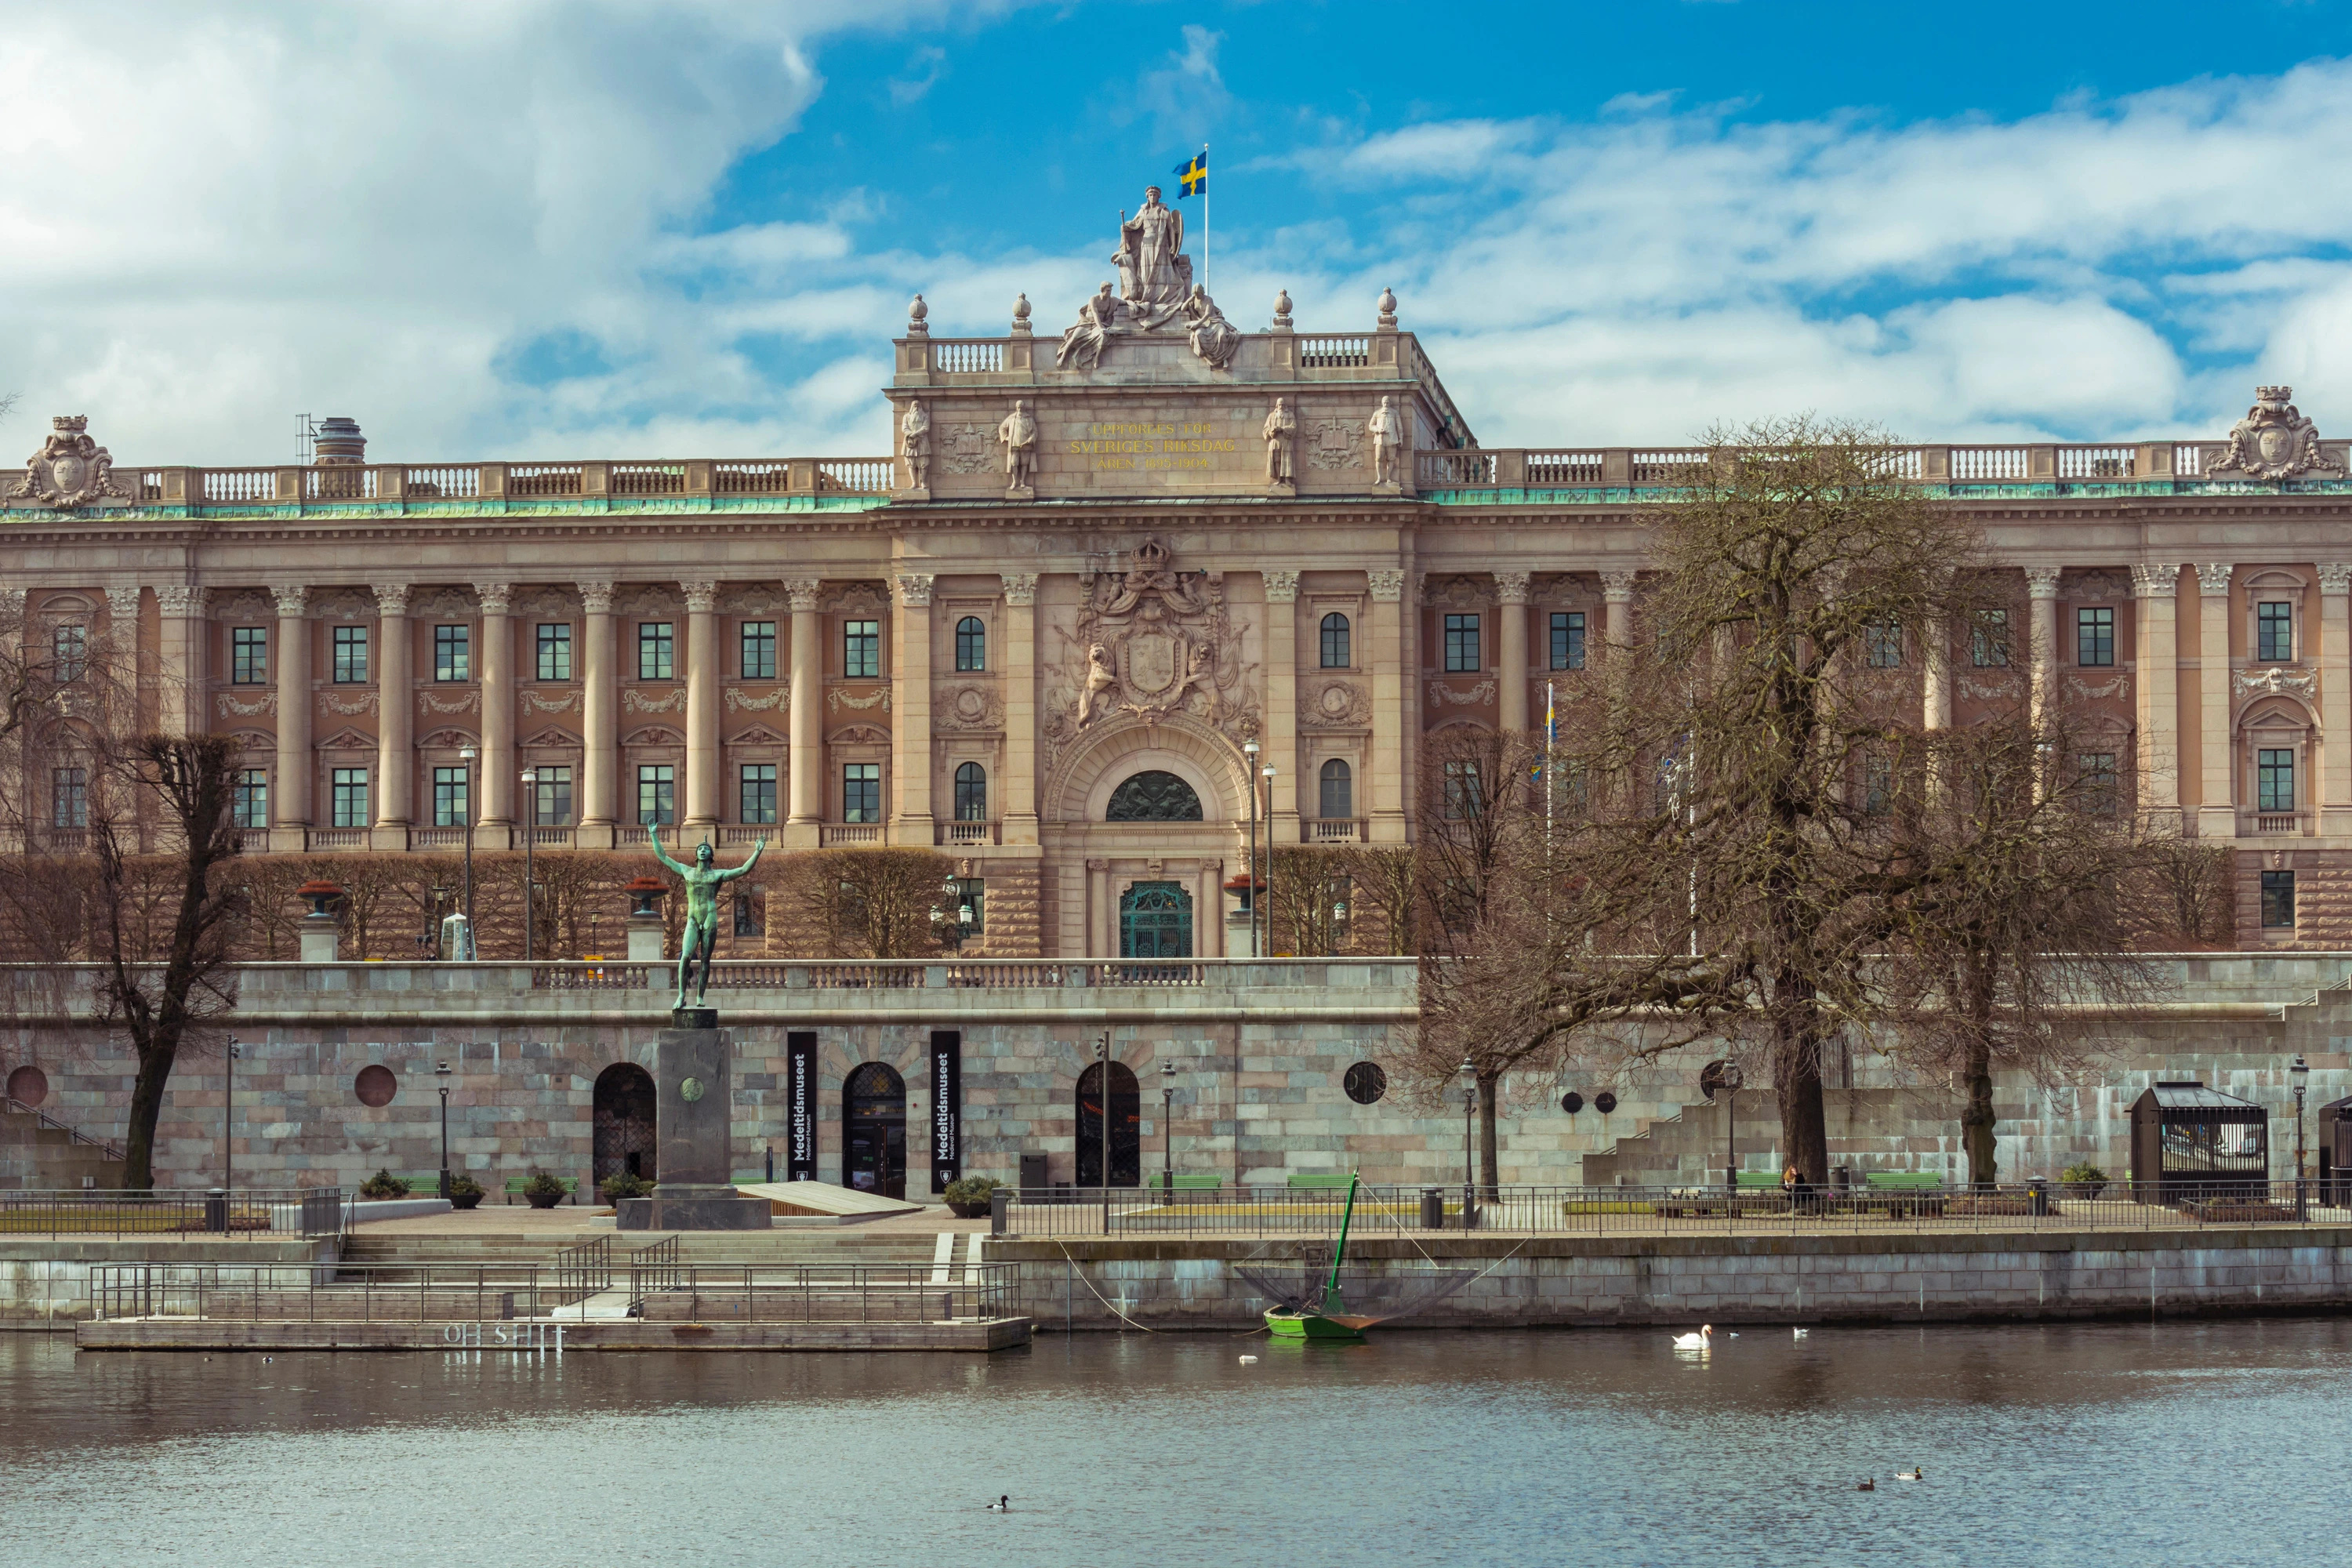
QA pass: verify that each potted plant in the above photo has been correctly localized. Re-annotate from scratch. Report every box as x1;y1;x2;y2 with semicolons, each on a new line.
446;1172;485;1210
943;1175;1004;1220
521;1169;570;1209
2060;1163;2107;1200
599;1171;655;1204
358;1169;411;1201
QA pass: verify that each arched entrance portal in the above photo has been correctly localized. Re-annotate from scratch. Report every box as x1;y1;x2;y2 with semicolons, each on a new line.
844;1062;907;1199
1120;881;1194;957
1076;1060;1142;1187
593;1063;657;1187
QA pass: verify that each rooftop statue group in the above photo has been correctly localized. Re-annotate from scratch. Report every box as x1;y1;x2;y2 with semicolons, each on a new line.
1055;185;1240;372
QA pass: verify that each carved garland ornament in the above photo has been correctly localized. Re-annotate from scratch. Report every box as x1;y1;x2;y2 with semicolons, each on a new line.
935;684;1004;732
724;688;787;713
2236;667;2318;700
828;686;891;713
624;689;684;714
1301;681;1372;728
520;691;579;714
1427;679;1497;707
217;691;276;718
420;691;481;715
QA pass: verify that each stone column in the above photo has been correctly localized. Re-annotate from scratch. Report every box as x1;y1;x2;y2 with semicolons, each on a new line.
2321;564;2352;834
1367;570;1407;842
2025;568;2061;729
1002;573;1040;846
579;581;618;848
1495;571;1530;733
786;579;823;845
1087;858;1110;960
1196;862;1223;957
2132;564;2180;815
682;580;720;833
2196;564;2236;840
1922;612;1951;731
105;585;147;731
1263;571;1299;840
476;582;514;840
270;584;310;850
155;585;206;737
891;573;935;844
372;583;412;845
1602;572;1639;816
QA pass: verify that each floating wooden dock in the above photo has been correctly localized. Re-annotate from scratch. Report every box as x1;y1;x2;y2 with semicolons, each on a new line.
74;1315;1031;1352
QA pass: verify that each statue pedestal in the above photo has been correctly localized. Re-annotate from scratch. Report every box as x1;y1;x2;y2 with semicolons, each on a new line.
1005;485;1034;502
615;1016;770;1231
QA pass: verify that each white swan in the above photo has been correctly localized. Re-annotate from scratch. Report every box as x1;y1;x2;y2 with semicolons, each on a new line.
1793;1328;1809;1339
1670;1324;1713;1349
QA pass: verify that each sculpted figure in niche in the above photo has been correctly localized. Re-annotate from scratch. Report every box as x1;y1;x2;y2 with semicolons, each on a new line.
1076;644;1118;727
1184;285;1240;370
647;831;767;1008
998;399;1038;492
1120;186;1190;313
1263;398;1298;485
900;400;931;489
1368;396;1404;486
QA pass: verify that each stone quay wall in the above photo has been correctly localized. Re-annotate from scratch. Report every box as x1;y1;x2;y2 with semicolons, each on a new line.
997;1229;2352;1331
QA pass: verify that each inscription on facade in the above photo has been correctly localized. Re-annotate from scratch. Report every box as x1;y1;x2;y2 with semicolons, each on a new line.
1068;420;1240;473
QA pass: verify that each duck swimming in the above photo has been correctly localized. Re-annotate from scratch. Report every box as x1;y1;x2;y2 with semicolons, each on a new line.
1856;1479;1875;1492
985;1497;1010;1512
1896;1468;1923;1482
1670;1325;1714;1349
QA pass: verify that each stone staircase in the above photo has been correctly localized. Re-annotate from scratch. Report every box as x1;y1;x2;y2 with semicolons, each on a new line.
1;1098;126;1190
1579;1087;2027;1186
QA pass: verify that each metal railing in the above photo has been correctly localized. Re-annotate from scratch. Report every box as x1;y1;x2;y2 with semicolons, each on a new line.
627;1259;1014;1323
993;1181;2352;1239
93;1258;596;1323
2;1094;127;1160
0;1187;346;1238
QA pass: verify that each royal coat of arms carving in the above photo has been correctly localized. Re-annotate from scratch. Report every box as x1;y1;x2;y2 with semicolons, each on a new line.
2211;386;2343;481
1308;417;1362;472
10;416;130;508
1044;537;1258;761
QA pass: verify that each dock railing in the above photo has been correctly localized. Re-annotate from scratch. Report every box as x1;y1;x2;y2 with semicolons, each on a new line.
0;1187;347;1239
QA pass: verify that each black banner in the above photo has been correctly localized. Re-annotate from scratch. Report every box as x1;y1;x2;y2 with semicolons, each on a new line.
930;1030;961;1194
786;1032;818;1182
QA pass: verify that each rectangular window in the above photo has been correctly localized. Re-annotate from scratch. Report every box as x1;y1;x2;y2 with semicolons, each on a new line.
232;769;268;829
844;619;880;679
532;765;574;826
230;626;268;684
2078;752;2118;816
740;763;778;825
1320;614;1351;670
740;621;777;681
1442;759;1483;819
2262;869;2296;929
733;887;763;938
52;625;86;683
1972;609;2010;668
332;625;369;684
1549;612;1586;671
843;761;881;822
2259;602;2294;662
431;765;471;828
637;764;675;826
1864;621;1903;669
1863;755;1893;815
2259;748;2296;813
51;767;87;829
2076;607;2114;667
433;624;470;682
638;622;673;681
1443;613;1481;673
330;768;369;829
536;623;573;682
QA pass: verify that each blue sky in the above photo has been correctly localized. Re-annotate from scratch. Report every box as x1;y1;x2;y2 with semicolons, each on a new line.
13;1;2352;460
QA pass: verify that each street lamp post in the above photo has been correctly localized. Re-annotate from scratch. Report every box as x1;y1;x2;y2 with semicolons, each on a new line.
458;745;477;950
1243;739;1260;955
224;1036;240;1195
1260;763;1276;953
1719;1062;1745;1196
931;873;977;954
1094;1033;1112;1236
2291;1053;2310;1218
520;768;538;962
1459;1056;1477;1231
436;1061;452;1200
1161;1059;1176;1198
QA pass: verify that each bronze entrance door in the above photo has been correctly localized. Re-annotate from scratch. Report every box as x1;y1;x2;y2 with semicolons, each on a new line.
1119;880;1194;958
843;1062;906;1200
592;1063;657;1186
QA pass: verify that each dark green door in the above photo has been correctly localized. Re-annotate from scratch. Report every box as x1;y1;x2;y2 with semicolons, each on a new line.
1120;881;1194;958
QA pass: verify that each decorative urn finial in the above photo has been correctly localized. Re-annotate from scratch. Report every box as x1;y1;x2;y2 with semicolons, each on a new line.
1273;288;1293;326
1013;292;1031;323
906;293;929;336
1377;286;1399;328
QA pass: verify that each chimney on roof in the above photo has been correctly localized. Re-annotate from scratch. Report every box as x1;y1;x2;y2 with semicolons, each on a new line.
313;416;365;466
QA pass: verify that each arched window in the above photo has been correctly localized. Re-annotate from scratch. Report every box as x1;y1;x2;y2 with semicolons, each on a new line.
954;761;988;821
1320;612;1351;668
1105;770;1203;821
1319;758;1353;819
843;1062;908;1199
956;616;986;672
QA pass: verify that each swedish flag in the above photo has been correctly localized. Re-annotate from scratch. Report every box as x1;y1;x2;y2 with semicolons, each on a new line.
1174;150;1207;198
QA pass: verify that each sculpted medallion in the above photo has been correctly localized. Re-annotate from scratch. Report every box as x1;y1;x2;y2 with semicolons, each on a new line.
2211;386;2342;481
11;416;130;508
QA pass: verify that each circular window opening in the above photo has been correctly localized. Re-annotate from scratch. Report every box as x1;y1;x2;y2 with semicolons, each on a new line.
1594;1091;1618;1115
1342;1061;1387;1105
1560;1091;1584;1114
354;1064;397;1108
6;1064;49;1108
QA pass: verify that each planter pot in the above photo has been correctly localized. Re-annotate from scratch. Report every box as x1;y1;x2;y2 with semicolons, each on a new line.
2062;1181;2106;1200
449;1192;483;1210
946;1200;993;1219
525;1189;565;1210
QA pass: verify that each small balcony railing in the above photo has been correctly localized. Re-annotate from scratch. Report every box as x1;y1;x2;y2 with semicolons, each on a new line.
2243;809;2309;837
821;823;883;846
942;820;999;845
1308;818;1367;843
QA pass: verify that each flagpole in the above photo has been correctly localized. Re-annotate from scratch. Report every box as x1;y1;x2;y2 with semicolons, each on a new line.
1203;141;1210;293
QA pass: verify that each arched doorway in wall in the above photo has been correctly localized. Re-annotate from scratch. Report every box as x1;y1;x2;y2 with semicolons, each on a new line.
1120;881;1195;957
593;1064;657;1187
1076;1060;1142;1187
843;1062;907;1199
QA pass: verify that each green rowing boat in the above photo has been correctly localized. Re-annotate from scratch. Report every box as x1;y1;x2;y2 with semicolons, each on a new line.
1263;1171;1374;1341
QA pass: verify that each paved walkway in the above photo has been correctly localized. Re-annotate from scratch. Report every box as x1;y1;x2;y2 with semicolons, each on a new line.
351;1205;989;1237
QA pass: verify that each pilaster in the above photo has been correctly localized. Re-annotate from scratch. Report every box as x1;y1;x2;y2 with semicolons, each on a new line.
476;582;514;840
269;584;310;850
1000;573;1040;846
2321;564;2352;834
2196;564;2236;840
2131;564;2180;816
372;583;412;847
1367;570;1406;842
1263;570;1299;840
155;585;206;738
2025;568;2061;731
1495;571;1530;733
578;581;618;848
891;572;935;844
682;580;720;833
786;579;823;847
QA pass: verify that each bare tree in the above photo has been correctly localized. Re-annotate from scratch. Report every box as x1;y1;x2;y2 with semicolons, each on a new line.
771;848;956;957
1330;844;1417;956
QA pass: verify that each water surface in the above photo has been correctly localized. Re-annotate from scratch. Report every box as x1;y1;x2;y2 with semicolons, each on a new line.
2;1319;2342;1566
